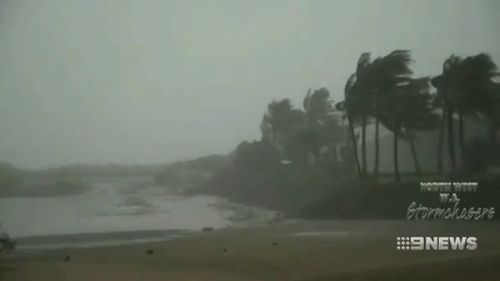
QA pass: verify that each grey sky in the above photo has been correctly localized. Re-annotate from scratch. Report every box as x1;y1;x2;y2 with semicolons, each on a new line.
1;0;499;169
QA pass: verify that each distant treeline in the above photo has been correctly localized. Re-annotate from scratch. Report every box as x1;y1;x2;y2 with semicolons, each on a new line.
36;163;165;177
0;163;88;198
0;154;230;196
154;155;230;189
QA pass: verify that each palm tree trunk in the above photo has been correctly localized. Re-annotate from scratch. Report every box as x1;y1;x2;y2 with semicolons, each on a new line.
347;116;362;177
313;146;321;167
437;110;445;173
409;139;421;175
446;106;456;171
458;113;465;166
488;123;499;158
393;132;400;182
361;115;368;177
374;116;380;176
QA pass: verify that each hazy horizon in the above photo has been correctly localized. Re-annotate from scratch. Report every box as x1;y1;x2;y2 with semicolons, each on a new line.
1;0;500;169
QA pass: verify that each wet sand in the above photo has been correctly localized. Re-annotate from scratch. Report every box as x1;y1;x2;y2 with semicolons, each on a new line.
2;220;500;281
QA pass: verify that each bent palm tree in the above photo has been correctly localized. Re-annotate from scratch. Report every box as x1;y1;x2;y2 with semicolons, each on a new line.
303;88;337;166
337;73;363;177
263;99;306;163
431;53;498;171
367;50;413;176
340;50;414;178
380;78;437;181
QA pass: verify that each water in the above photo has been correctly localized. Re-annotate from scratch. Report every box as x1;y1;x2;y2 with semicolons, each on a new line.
0;176;275;249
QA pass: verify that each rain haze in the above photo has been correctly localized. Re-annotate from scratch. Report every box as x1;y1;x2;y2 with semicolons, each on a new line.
1;0;500;169
2;1;500;281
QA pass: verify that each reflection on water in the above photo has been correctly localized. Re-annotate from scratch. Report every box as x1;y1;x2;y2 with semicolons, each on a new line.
0;177;273;238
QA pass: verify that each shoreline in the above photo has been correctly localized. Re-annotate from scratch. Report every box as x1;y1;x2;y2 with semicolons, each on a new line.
8;196;278;251
12;229;191;251
3;220;500;281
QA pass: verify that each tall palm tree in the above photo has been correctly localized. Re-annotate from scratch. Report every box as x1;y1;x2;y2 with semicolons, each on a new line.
399;79;438;175
339;50;414;178
431;56;462;171
454;54;498;161
434;99;446;174
302;89;324;166
302;88;339;167
303;88;334;122
336;73;364;177
367;50;413;176
432;53;499;171
340;53;373;176
262;99;306;163
484;82;500;152
355;53;372;177
381;78;437;181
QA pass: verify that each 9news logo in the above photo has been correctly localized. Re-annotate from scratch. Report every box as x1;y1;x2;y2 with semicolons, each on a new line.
396;236;478;251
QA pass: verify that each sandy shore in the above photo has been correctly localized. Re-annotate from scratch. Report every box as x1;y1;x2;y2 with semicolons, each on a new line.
2;220;500;281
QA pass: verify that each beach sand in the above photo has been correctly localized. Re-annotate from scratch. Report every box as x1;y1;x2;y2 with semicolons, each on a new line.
2;220;500;281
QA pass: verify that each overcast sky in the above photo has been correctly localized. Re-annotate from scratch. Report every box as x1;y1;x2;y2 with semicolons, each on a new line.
0;0;499;169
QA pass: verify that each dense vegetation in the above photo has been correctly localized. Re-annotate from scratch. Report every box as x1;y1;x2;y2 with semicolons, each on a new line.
194;51;500;218
154;155;230;191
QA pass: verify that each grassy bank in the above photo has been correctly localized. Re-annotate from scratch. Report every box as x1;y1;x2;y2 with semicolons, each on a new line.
191;157;500;220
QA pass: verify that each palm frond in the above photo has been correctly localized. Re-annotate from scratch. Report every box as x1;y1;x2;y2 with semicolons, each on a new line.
344;73;357;97
356;53;371;76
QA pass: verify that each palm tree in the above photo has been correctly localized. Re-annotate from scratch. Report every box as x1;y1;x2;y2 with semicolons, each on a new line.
399;79;438;175
367;50;413;176
339;50;414;178
262;99;306;163
303;88;333;123
434;99;446;174
431;56;461;171
381;78;437;181
484;82;500;152
303;88;330;166
302;88;343;167
344;53;372;176
431;53;499;171
336;74;363;177
454;54;498;161
338;53;375;177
